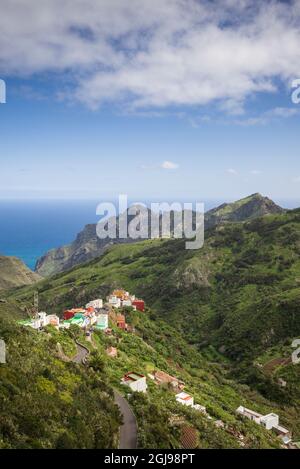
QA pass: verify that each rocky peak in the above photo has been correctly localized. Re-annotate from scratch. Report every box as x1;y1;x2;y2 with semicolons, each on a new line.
205;193;284;229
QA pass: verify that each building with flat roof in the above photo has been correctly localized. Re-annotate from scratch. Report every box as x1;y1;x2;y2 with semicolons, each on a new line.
236;405;262;424
236;406;292;444
175;392;194;407
96;312;108;330
121;372;147;393
260;413;279;430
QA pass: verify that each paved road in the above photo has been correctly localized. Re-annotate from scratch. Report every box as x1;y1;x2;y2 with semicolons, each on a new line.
73;342;89;364
72;339;138;448
114;390;138;449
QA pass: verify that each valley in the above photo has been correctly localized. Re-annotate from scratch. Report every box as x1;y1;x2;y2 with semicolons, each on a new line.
1;194;300;449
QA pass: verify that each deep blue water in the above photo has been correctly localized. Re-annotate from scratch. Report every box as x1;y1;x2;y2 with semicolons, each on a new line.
0;200;100;270
0;198;299;271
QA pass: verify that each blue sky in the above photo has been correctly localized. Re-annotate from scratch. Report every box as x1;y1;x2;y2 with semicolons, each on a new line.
1;1;300;203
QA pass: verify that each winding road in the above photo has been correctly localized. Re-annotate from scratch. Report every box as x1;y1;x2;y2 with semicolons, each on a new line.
73;342;89;364
72;339;138;449
113;390;138;449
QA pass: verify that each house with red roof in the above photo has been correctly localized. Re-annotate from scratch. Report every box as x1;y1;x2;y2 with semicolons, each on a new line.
175;392;194;407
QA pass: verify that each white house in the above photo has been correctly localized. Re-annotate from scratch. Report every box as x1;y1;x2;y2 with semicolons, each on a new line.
175;392;194;407
261;414;291;443
108;296;121;308
20;312;60;330
38;312;48;327
86;299;103;309
236;406;292;444
236;405;262;424
121;372;147;393
35;312;60;328
260;413;279;430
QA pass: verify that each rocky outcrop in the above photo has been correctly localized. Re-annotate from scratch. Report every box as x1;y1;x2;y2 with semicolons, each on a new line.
173;254;214;289
35;206;179;277
35;223;130;277
0;255;41;290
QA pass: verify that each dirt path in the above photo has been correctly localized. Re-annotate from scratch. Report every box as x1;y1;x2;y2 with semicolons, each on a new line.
263;356;291;374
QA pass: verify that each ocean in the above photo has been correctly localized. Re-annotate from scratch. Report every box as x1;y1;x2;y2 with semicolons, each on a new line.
0;200;100;270
0;198;299;271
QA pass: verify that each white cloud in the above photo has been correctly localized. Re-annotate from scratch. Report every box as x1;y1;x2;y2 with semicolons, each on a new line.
227;168;238;176
235;107;300;126
161;160;179;170
140;160;179;170
269;107;299;118
250;170;262;175
1;1;300;112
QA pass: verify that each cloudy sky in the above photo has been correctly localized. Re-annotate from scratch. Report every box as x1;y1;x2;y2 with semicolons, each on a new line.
1;0;300;202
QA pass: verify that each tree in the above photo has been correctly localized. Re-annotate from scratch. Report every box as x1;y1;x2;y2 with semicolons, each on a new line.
88;351;105;373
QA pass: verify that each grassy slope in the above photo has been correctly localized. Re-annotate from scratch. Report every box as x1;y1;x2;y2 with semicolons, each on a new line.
208;194;259;216
9;209;300;362
91;308;287;448
2;209;300;445
0;317;121;449
0;306;284;449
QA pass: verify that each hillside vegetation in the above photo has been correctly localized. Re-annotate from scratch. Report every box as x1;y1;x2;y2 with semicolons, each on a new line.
6;207;300;362
0;306;287;449
2;203;300;447
0;256;40;291
35;193;283;277
0;317;121;448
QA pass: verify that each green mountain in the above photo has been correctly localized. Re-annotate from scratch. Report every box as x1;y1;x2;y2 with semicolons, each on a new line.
35;193;284;277
13;203;299;366
2;199;300;448
0;255;41;291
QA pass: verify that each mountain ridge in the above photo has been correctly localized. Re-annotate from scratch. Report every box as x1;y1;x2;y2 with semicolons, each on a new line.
35;193;285;277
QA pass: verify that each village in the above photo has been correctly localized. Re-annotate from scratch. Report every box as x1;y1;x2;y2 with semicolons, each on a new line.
18;288;296;449
18;289;145;332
